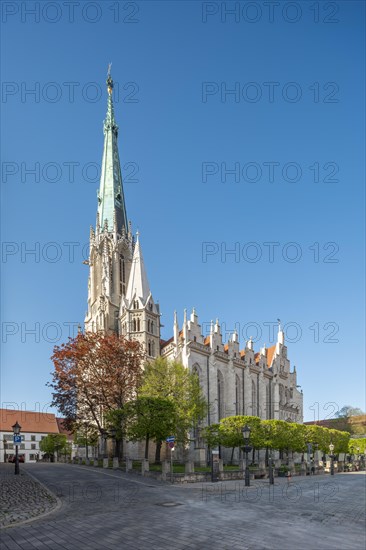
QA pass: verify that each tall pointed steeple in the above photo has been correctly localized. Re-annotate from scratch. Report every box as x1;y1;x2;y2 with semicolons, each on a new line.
97;66;128;234
124;232;151;307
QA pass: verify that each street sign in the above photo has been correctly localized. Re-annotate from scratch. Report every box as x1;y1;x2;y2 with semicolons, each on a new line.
168;442;175;449
166;436;175;443
13;435;21;445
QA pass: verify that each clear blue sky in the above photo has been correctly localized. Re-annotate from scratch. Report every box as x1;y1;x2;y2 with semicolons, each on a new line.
1;1;365;422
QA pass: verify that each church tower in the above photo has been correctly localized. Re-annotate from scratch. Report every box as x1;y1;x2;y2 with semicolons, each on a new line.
119;233;160;358
84;68;161;353
84;69;133;333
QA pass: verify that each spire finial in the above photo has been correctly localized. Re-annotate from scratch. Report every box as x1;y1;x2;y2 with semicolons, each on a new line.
107;62;113;95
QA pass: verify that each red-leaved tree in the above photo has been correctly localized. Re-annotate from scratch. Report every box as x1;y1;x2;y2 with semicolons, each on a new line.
48;332;145;435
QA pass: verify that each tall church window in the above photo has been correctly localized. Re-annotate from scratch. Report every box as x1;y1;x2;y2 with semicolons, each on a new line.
147;320;151;332
119;256;125;294
137;318;140;331
235;375;240;415
148;341;151;356
133;319;137;332
251;380;256;416
217;371;224;420
151;321;154;334
266;385;270;419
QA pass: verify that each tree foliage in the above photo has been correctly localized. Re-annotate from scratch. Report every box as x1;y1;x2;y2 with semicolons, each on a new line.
39;434;68;459
335;405;364;418
125;397;177;459
348;438;366;454
48;332;145;433
202;415;350;456
138;357;207;459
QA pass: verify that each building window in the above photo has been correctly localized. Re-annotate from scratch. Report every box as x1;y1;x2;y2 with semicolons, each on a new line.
137;318;140;331
119;255;125;294
148;342;151;356
31;435;36;441
30;454;36;461
147;320;150;332
8;444;13;450
235;375;240;415
252;380;257;416
132;319;136;332
217;371;224;420
151;321;154;334
31;444;36;450
20;444;25;450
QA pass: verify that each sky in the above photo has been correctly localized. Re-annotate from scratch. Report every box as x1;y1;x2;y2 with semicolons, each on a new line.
1;1;365;422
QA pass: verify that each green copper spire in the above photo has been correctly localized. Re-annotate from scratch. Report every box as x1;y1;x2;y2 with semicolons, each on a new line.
97;66;128;234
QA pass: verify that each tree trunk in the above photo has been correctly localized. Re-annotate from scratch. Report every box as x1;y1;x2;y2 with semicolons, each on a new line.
252;447;255;464
155;440;162;463
145;435;150;460
230;446;235;465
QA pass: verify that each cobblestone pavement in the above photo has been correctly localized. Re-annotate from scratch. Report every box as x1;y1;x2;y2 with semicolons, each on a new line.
0;464;58;528
0;464;365;549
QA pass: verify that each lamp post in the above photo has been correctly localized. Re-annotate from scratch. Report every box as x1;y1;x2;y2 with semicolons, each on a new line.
12;421;21;475
241;425;252;487
329;443;335;475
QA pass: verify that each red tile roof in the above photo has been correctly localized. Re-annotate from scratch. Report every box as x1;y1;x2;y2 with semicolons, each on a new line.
0;409;59;434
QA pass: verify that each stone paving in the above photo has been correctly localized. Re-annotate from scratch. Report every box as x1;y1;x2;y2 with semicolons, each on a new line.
0;464;58;528
0;463;365;549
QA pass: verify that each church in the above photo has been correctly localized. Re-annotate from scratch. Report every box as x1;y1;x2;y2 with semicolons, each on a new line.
84;71;303;461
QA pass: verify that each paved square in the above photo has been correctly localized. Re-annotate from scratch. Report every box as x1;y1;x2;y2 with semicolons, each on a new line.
1;464;365;549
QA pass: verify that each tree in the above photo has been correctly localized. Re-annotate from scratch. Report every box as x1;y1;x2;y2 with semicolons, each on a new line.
348;438;366;454
48;332;145;434
39;434;67;462
335;406;364;418
73;423;99;459
125;397;177;460
138;357;207;461
202;416;263;464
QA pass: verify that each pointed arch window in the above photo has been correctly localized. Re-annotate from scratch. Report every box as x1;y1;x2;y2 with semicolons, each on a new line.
151;321;154;334
217;371;224;420
148;341;151;356
132;319;137;332
235;375;241;415
147;320;151;332
119;255;125;294
137;318;140;331
251;380;257;416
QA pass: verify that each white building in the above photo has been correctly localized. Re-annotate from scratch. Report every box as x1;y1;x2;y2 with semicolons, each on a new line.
83;71;304;460
0;409;60;463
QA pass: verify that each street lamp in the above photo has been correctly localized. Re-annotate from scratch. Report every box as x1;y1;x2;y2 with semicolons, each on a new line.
241;424;252;487
329;443;335;476
12;421;22;475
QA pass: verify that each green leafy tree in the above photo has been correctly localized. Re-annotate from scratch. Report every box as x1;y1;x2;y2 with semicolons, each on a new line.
74;423;99;459
125;397;177;460
104;408;129;459
202;416;263;464
348;438;366;454
39;434;67;462
139;357;207;461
